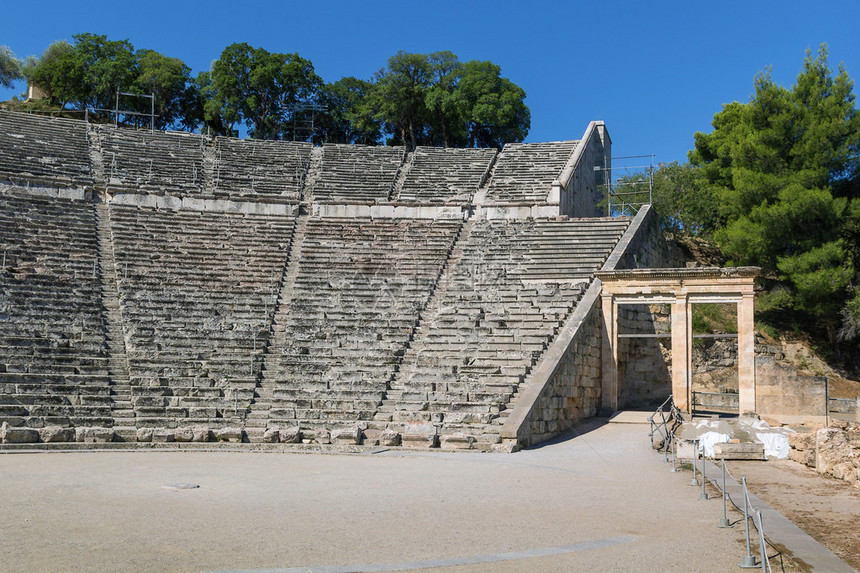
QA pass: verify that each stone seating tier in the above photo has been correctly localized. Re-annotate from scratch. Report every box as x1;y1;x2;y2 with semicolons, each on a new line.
212;138;312;200
101;128;205;193
259;216;462;426
0;190;109;427
485;141;578;204
312;144;405;202
0;110;92;187
382;217;630;436
109;204;296;417
397;146;497;204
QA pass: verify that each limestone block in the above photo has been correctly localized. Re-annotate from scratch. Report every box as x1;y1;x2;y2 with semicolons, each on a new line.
713;442;765;460
1;422;39;444
152;429;174;443
136;428;153;443
380;429;401;447
215;427;243;443
77;427;115;443
314;429;331;445
39;426;75;443
815;427;857;482
331;426;362;445
789;432;814;451
401;422;437;448
173;427;194;442
361;429;382;446
263;428;280;443
191;426;211;442
279;426;302;444
440;432;475;450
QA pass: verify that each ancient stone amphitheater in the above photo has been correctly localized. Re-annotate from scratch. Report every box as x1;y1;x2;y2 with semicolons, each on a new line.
0;110;670;451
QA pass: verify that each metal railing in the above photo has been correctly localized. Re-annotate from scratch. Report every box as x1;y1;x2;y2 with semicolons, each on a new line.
648;395;681;455
649;420;782;573
650;404;783;571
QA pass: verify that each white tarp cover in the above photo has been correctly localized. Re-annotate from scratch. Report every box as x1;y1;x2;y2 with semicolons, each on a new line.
689;418;794;459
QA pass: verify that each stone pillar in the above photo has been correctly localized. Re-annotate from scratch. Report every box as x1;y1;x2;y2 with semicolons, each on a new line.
600;293;617;411
671;294;690;412
737;294;756;414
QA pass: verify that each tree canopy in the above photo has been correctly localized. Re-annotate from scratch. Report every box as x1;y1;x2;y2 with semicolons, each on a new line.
7;36;529;148
0;46;22;89
687;45;860;344
203;43;322;139
364;50;529;148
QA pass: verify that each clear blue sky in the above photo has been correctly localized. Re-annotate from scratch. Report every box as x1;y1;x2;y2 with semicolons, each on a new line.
1;0;858;165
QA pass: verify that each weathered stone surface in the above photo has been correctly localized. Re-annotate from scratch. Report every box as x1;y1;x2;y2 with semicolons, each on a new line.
279;426;302;444
76;427;115;443
191;426;211;442
215;427;243;443
262;428;280;443
331;426;361;445
713;442;765;460
440;432;476;450
380;429;401;447
314;429;331;445
1;422;39;444
788;432;815;465
136;428;154;442
361;429;382;446
151;429;174;443
39;426;75;443
173;427;194;442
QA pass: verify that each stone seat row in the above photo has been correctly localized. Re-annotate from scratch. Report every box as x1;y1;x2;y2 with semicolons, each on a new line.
99;127;205;191
0;111;92;186
484;141;578;203
211;137;311;200
397;147;497;204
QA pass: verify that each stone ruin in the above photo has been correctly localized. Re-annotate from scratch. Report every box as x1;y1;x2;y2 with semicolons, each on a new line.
0;110;677;451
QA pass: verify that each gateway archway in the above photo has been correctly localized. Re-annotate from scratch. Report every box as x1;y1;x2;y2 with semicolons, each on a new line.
596;267;759;414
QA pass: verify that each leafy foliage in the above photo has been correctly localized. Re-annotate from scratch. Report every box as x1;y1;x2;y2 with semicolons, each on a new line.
365;51;529;149
690;45;860;344
0;46;22;89
204;42;322;140
13;37;529;148
650;162;719;236
24;34;197;130
315;77;381;145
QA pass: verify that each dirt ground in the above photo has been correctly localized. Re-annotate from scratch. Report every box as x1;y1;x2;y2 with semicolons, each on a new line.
728;458;860;570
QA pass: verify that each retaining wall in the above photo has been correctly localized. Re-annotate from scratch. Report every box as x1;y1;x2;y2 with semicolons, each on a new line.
501;205;680;448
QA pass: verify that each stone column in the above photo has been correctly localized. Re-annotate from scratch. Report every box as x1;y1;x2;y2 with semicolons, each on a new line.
600;293;617;411
737;294;756;414
671;294;690;412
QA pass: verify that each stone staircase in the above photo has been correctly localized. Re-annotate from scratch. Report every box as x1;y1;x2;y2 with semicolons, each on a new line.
249;213;307;433
302;147;322;204
389;151;413;201
375;216;476;424
95;202;135;438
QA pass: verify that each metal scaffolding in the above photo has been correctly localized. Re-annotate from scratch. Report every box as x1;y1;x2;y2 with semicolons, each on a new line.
596;153;655;217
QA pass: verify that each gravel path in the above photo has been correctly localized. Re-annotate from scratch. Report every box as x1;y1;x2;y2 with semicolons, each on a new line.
0;420;793;572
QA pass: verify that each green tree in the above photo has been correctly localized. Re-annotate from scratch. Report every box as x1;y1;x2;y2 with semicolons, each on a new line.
367;51;433;148
0;46;22;89
424;51;466;147
648;162;720;236
455;59;530;148
315;77;381;144
366;51;529;149
207;42;321;140
23;40;77;107
691;45;860;343
136;49;194;130
25;34;138;111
